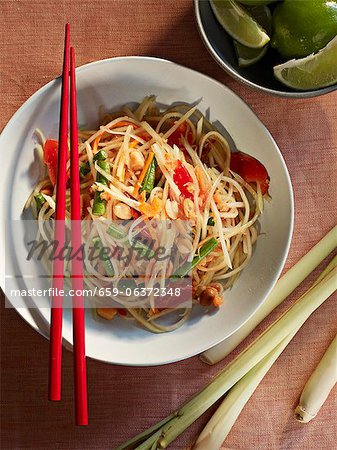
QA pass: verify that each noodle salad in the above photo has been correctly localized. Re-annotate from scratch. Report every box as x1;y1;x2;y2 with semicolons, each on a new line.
26;97;270;333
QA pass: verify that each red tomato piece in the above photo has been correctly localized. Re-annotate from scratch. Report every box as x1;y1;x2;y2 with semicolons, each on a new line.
173;161;193;199
167;122;193;148
43;139;70;186
43;139;59;185
167;122;187;147
230;151;270;195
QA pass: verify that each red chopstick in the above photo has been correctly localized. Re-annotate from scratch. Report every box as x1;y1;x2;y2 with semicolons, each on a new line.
49;23;70;402
49;24;88;425
70;46;88;426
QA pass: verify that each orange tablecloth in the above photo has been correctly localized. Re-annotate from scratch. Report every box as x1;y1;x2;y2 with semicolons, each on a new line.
1;1;336;449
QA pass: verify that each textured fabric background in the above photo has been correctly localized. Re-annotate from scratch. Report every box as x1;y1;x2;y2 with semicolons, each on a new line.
0;1;336;449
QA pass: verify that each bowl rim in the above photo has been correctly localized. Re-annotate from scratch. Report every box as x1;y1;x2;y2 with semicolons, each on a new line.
194;0;337;99
0;55;294;365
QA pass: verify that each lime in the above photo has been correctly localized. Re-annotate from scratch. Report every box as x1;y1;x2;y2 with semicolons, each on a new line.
234;41;268;67
274;36;337;90
271;0;337;59
210;0;270;49
238;0;278;5
233;5;272;67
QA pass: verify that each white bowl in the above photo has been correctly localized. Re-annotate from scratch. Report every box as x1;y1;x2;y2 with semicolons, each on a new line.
0;57;293;366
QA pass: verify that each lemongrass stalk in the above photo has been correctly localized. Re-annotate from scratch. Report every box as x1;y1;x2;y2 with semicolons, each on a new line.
193;256;337;449
201;225;337;365
308;254;337;288
118;269;337;450
136;429;163;450
114;413;177;450
295;334;337;423
155;269;336;448
116;263;336;450
194;330;297;450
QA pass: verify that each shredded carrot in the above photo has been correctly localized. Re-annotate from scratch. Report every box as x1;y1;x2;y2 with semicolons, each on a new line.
132;151;155;196
93;136;101;154
138;191;147;202
195;166;210;193
139;197;162;217
129;139;139;149
213;193;224;205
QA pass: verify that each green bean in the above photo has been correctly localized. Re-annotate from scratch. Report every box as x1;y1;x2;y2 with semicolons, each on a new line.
93;150;108;161
174;237;218;278
79;161;90;179
80;151;108;179
92;156;110;216
107;223;155;259
141;158;156;193
34;193;46;213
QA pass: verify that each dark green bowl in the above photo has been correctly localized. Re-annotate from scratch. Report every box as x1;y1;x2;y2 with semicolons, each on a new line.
194;0;337;98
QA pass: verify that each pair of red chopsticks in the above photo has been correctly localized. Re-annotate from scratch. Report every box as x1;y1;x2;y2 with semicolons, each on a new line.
49;23;88;426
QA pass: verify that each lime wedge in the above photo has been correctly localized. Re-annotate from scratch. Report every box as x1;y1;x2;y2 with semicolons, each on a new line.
210;0;270;49
246;4;272;34
233;5;272;67
273;36;337;90
234;41;268;67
